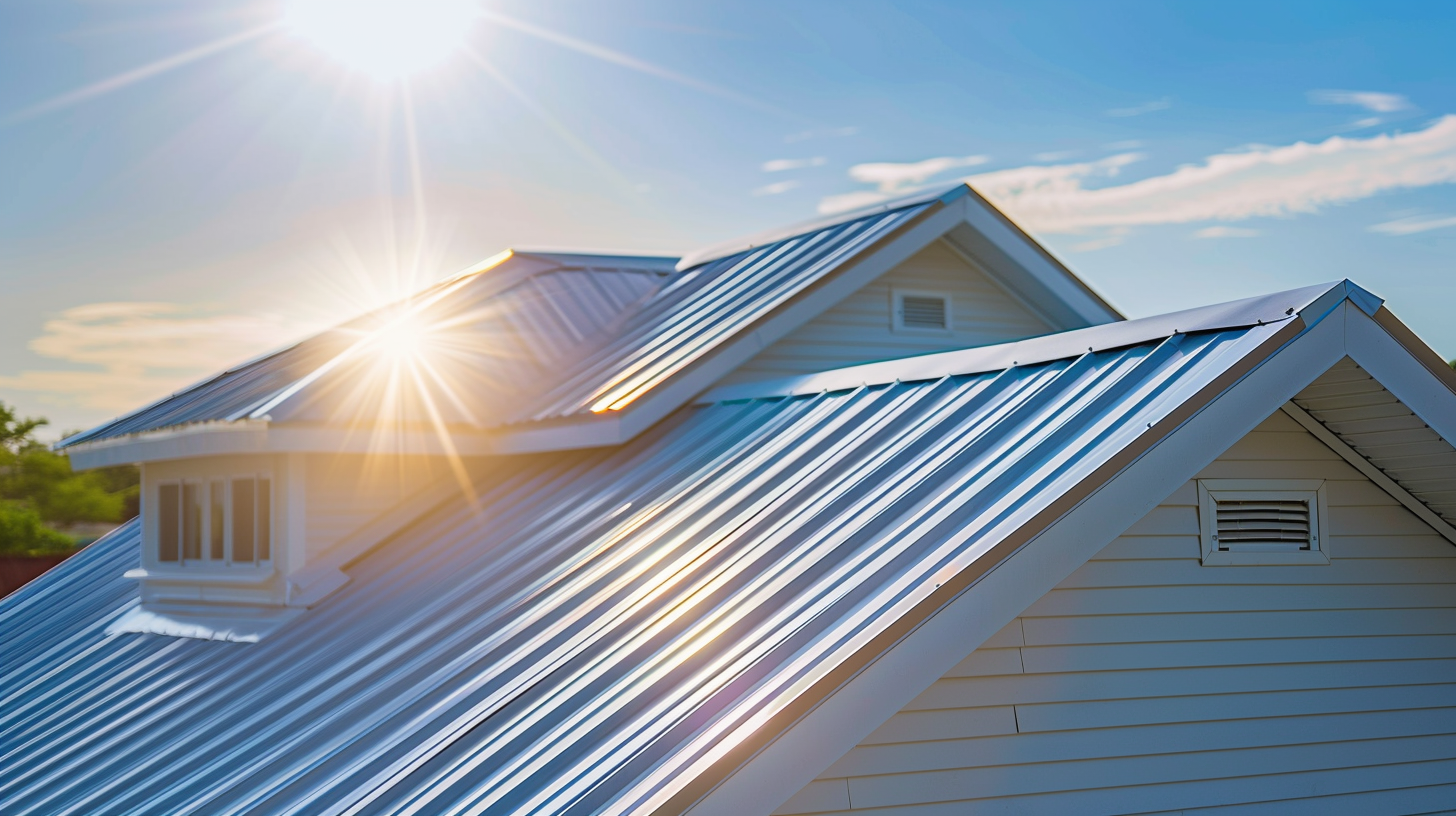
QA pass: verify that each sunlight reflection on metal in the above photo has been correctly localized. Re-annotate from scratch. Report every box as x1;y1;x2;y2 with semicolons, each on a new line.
244;250;513;422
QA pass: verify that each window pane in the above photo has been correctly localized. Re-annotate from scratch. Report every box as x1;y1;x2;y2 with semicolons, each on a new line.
232;478;255;564
209;480;225;561
182;483;202;562
257;478;271;562
158;483;180;562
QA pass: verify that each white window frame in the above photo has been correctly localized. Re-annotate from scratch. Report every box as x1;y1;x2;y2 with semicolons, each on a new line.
148;470;274;576
891;288;953;334
1197;478;1330;566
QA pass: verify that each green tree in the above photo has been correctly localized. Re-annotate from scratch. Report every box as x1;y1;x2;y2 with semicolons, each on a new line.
0;401;139;555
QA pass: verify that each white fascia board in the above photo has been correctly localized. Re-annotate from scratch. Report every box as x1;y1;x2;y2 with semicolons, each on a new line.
945;194;1122;328
64;422;500;467
1346;307;1456;452
684;305;1349;816
66;420;273;469
64;412;636;466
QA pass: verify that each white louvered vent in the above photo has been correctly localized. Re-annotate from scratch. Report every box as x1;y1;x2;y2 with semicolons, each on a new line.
893;290;950;332
1197;480;1330;566
1214;498;1311;552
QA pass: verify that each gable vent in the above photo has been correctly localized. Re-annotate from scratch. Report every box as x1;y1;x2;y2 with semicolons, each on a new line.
1214;498;1312;552
1198;480;1328;566
894;292;949;332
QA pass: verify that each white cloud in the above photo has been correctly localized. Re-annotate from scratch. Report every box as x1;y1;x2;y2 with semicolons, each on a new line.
753;180;800;196
847;155;990;193
1105;97;1172;118
819;115;1456;231
1194;226;1261;238
1351;117;1382;129
0;302;312;414
1310;90;1412;113
1369;213;1456;235
761;157;827;172
971;115;1456;232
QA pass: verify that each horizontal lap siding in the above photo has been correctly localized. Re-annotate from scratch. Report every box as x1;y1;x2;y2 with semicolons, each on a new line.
304;454;448;558
775;410;1456;815
722;240;1053;385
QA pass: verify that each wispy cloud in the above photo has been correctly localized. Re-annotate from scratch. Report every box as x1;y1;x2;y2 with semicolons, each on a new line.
1070;228;1130;252
1369;213;1456;235
820;115;1456;234
1194;225;1261;238
848;154;990;193
1309;89;1412;113
785;126;859;143
1034;150;1076;162
0;302;311;414
753;180;800;196
819;152;1135;215
973;116;1456;232
1105;97;1172;118
761;157;827;172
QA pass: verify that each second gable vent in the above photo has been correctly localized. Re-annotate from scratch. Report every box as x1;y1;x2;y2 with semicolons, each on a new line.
1214;499;1312;552
895;292;949;331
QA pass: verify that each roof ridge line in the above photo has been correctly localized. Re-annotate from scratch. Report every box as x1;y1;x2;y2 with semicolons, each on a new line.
699;280;1369;404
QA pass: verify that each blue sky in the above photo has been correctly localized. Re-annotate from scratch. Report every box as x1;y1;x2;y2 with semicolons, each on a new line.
2;0;1455;435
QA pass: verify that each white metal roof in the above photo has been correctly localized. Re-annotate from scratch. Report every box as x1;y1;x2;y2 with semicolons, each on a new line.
13;282;1449;816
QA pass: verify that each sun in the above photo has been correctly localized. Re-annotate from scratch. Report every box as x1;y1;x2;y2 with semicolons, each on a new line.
283;0;479;80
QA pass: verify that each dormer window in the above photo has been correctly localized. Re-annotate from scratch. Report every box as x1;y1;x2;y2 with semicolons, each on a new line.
141;456;281;580
156;475;271;567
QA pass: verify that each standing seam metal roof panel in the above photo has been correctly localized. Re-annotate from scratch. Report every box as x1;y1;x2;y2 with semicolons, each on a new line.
58;201;938;449
1;320;1285;815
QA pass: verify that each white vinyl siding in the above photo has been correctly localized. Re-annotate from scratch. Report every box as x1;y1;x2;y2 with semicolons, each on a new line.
723;240;1054;385
304;454;448;560
775;409;1456;815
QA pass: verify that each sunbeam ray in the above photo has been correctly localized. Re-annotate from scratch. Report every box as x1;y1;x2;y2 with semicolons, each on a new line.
461;47;639;193
400;84;430;284
482;11;804;122
5;23;281;124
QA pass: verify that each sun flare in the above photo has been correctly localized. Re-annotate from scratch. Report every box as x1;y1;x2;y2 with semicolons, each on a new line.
284;0;479;79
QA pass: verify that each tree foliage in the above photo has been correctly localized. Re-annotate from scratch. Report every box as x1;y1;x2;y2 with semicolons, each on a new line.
0;401;139;556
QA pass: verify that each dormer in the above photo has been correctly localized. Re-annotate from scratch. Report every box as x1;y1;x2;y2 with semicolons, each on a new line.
115;451;455;641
